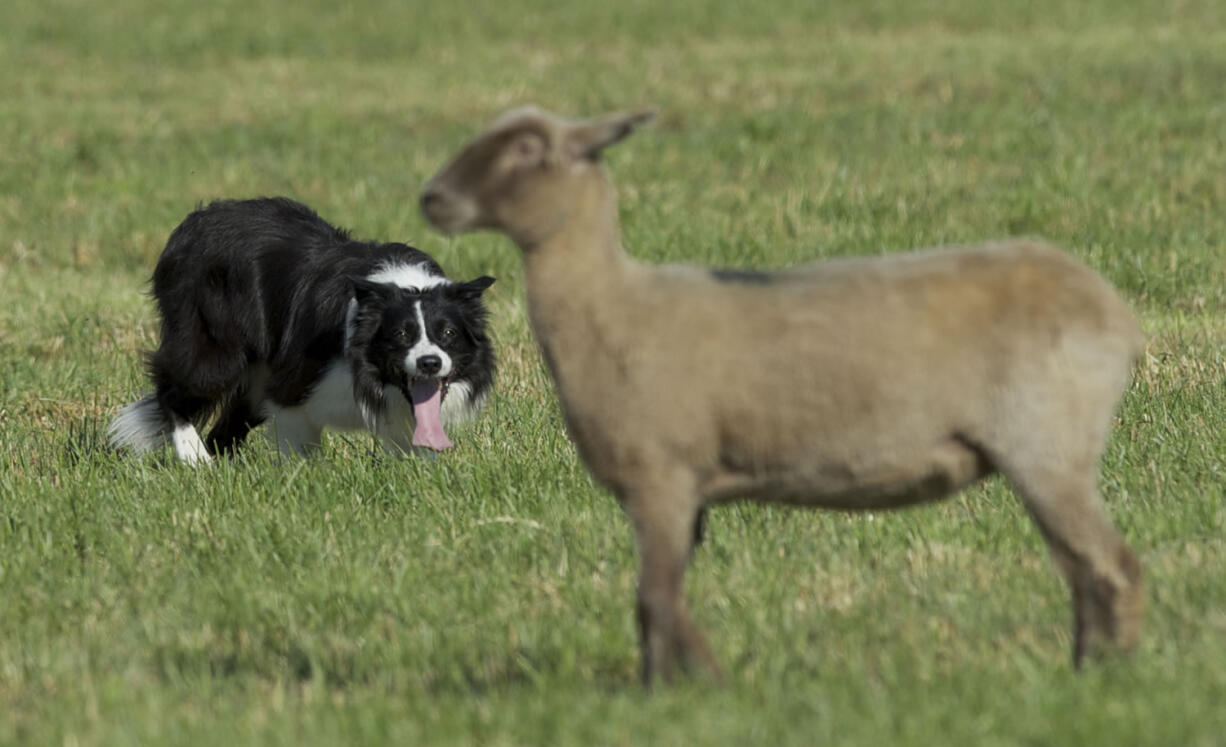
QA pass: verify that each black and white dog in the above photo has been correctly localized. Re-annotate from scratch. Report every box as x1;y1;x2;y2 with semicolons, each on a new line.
108;197;496;464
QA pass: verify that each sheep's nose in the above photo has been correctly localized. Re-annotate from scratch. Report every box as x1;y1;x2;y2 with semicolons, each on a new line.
420;189;443;215
416;354;442;376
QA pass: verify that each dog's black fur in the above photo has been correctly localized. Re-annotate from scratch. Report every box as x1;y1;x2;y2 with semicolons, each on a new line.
109;197;496;461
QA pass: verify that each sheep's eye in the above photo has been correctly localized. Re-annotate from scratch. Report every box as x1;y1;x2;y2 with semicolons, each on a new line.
510;133;545;167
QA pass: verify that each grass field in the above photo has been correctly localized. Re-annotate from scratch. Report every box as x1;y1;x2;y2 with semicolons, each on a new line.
2;0;1225;744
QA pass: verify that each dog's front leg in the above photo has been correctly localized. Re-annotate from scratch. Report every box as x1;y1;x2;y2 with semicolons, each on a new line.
267;412;322;457
378;421;438;460
379;432;430;459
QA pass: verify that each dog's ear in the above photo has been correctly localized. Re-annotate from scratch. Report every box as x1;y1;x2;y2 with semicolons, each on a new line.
344;278;392;430
351;277;392;305
345;306;386;431
450;276;496;301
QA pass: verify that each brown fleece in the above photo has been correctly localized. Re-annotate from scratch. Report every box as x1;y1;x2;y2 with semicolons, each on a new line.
422;106;1146;687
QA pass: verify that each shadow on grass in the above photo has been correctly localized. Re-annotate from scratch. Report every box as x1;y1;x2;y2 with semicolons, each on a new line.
148;633;643;696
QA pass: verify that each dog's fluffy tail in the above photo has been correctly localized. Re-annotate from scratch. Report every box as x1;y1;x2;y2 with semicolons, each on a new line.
108;395;171;454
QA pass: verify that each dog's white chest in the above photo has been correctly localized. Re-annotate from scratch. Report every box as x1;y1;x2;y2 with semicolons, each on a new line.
284;361;369;430
259;361;411;452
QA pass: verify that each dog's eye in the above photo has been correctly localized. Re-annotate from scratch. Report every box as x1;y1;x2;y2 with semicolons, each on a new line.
442;326;457;339
394;328;411;342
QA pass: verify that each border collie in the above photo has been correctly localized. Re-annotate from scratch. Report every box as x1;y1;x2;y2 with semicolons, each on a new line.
108;197;496;464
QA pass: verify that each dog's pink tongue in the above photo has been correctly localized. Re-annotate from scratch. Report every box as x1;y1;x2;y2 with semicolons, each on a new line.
410;380;452;451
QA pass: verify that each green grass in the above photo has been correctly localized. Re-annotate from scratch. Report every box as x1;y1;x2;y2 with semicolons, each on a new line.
2;0;1225;744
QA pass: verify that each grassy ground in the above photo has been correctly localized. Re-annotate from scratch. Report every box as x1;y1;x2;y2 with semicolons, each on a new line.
2;0;1225;744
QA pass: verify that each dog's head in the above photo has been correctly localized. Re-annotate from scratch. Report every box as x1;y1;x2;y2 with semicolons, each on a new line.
346;275;495;448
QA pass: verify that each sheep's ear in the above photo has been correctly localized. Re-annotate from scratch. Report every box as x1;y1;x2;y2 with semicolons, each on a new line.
565;109;656;160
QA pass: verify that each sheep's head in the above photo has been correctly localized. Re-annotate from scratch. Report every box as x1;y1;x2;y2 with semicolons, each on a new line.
421;106;654;247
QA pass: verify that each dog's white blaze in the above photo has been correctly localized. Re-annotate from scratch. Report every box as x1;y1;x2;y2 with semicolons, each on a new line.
406;300;453;377
171;423;212;464
366;262;449;292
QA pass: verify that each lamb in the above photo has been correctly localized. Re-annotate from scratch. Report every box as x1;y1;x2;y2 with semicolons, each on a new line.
420;106;1145;687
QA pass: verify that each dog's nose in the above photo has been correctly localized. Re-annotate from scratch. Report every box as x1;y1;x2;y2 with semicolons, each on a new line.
416;354;442;376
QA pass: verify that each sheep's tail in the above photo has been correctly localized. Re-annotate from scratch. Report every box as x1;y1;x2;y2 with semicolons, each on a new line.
107;395;171;454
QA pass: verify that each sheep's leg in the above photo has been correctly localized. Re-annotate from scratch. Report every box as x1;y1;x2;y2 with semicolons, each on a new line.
1007;467;1143;667
626;476;723;688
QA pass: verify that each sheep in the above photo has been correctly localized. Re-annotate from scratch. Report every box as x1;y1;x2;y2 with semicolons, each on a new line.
420;106;1145;687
